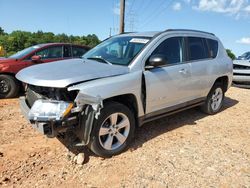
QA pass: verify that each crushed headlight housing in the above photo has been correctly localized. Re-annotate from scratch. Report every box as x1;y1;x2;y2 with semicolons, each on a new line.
28;99;73;121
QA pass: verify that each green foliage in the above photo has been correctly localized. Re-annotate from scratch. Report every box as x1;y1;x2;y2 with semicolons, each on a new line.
226;49;236;60
0;27;5;35
0;27;100;57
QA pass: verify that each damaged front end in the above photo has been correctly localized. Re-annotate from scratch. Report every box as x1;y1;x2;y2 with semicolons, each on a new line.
20;85;103;145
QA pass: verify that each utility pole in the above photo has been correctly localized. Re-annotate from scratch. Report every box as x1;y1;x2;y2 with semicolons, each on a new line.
119;0;125;34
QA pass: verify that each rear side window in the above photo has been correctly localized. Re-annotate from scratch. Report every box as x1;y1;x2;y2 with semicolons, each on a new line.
64;45;72;58
207;39;218;58
187;37;209;61
72;47;87;58
151;37;184;64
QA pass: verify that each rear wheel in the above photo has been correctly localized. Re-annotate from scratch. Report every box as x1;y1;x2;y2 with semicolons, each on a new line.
0;75;20;99
201;83;224;114
88;102;135;157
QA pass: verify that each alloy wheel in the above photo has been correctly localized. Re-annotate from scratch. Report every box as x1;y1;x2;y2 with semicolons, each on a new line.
98;112;130;151
211;88;223;111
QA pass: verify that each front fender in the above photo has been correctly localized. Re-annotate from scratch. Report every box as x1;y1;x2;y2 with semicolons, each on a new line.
68;71;144;117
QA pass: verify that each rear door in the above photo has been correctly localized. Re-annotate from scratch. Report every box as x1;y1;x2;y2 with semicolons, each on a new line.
187;37;217;98
144;37;193;114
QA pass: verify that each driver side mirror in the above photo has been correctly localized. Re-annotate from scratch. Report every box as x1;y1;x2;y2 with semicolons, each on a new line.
145;54;168;70
31;55;41;63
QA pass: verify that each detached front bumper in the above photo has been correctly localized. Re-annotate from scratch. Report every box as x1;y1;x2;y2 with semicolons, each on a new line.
19;97;78;137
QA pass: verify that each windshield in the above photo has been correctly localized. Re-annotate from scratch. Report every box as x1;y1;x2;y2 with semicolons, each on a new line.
83;36;151;66
238;52;250;60
9;45;39;59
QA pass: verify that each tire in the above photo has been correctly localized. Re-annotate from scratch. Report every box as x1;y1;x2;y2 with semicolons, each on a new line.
0;75;20;99
88;102;135;157
201;83;224;115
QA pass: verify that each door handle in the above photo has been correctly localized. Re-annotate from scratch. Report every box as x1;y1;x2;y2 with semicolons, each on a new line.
179;68;188;74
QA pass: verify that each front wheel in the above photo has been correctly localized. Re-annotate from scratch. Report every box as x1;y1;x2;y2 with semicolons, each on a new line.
88;102;135;157
201;83;224;115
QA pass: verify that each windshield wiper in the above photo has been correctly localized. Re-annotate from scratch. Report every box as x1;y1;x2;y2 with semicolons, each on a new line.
87;57;112;65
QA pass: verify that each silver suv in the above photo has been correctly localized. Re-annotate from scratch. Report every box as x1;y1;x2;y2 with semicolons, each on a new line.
17;29;233;157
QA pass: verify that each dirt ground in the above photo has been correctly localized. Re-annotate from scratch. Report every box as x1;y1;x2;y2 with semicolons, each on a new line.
0;87;249;188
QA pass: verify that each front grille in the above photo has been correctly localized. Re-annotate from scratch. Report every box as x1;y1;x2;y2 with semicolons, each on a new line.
233;64;250;70
25;85;78;107
233;73;250;76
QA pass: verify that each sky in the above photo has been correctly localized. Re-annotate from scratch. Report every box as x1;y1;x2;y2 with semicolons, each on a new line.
0;0;250;56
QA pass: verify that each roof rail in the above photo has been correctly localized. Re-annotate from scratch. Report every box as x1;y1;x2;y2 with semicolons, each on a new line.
165;29;215;36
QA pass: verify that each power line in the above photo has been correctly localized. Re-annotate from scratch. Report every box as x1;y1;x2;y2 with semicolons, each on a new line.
126;0;135;16
138;0;153;15
139;0;174;29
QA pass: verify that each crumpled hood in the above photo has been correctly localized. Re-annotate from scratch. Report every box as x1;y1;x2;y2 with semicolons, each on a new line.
233;60;250;66
16;58;129;88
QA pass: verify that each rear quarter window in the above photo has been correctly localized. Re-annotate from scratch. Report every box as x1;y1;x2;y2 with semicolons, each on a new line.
207;39;218;58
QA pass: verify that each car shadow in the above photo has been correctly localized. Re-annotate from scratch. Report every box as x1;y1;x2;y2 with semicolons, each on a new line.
130;96;239;151
57;96;239;163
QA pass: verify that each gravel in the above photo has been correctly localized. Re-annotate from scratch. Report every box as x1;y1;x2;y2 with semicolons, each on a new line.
0;87;249;187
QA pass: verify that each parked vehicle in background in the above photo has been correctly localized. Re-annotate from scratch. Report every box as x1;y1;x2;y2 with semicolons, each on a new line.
17;29;232;157
237;52;250;60
0;43;90;98
233;59;250;88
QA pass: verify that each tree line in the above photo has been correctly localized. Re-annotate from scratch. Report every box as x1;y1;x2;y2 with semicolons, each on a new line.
0;27;100;57
0;26;237;60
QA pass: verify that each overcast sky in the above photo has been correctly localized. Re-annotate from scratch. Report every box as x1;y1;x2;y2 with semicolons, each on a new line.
0;0;249;56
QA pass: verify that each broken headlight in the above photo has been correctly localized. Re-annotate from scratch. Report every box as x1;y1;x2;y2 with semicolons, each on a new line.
28;99;73;121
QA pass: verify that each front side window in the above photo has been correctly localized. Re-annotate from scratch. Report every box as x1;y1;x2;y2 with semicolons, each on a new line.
187;37;209;61
151;37;184;65
83;36;151;66
36;46;62;59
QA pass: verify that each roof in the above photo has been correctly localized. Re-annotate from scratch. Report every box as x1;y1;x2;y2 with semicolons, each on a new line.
119;29;215;38
31;43;90;49
120;31;160;38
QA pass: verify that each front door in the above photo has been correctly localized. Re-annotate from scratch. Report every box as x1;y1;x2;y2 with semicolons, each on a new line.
144;37;192;114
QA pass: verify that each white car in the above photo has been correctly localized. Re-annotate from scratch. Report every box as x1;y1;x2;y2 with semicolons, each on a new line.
233;60;250;88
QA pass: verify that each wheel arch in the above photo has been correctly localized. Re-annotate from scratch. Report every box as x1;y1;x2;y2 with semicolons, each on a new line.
103;93;139;126
214;75;229;92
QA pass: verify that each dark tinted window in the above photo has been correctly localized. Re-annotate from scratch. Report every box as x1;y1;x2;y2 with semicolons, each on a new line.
151;37;183;64
64;46;72;58
72;47;87;58
187;37;209;61
207;39;218;58
36;46;62;59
